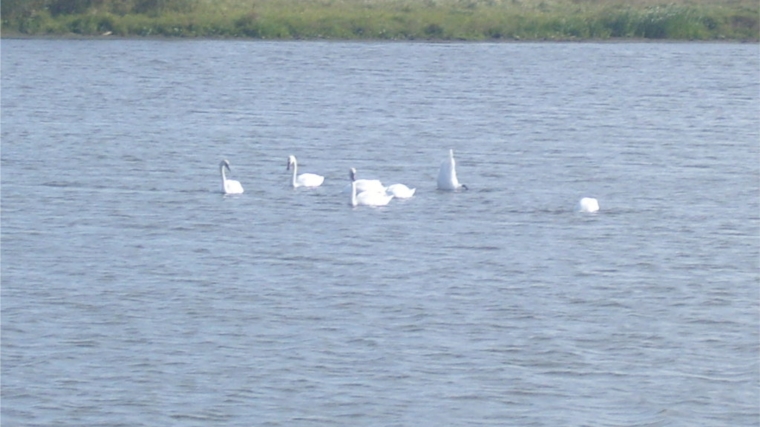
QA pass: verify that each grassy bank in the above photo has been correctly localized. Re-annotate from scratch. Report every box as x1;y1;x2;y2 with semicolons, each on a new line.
2;0;758;41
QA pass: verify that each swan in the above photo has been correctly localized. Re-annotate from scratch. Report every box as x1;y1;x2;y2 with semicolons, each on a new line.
349;168;393;207
577;197;600;213
342;168;386;194
437;149;468;191
287;155;324;188
219;159;244;194
386;183;416;199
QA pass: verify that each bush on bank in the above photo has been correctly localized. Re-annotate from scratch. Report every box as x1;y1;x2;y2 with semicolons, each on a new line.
1;0;758;40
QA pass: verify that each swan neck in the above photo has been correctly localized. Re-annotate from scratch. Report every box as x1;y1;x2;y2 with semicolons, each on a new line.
291;160;298;187
350;180;358;206
220;164;227;182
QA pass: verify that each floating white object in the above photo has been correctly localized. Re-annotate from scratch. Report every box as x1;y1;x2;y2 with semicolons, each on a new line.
219;159;244;195
386;183;416;199
349;168;393;207
287;155;324;188
577;197;599;213
437;149;467;191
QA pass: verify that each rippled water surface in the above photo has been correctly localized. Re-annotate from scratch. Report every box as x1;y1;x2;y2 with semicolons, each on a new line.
2;40;758;426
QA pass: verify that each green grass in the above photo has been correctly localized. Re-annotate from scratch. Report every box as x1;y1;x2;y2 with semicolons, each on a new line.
2;0;758;40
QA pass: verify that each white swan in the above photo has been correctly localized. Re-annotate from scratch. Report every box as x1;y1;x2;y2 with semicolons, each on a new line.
437;149;468;191
287;155;324;188
219;159;244;194
386;183;416;199
342;168;386;194
577;197;599;213
349;168;393;207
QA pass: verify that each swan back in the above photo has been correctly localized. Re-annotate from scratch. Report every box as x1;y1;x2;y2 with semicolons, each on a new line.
344;180;386;194
437;149;464;191
296;173;325;188
343;167;385;194
577;197;599;213
386;183;416;199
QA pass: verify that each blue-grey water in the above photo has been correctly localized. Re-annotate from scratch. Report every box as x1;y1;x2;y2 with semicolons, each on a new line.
2;39;758;426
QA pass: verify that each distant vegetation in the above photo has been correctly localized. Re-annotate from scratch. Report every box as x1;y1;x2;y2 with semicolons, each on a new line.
2;0;758;40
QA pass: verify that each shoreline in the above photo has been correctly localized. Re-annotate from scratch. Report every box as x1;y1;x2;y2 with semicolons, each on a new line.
2;32;756;43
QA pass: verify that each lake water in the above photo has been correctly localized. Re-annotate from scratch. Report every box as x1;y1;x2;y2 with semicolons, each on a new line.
2;39;758;426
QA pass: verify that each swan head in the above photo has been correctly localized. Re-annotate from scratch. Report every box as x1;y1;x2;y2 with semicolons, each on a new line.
220;159;231;171
349;167;358;182
287;155;296;170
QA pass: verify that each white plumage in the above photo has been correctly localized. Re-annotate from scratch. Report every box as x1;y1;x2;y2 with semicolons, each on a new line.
385;183;416;199
577;197;600;213
349;168;393;207
287;155;324;188
342;168;386;194
437;149;467;191
219;159;244;195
